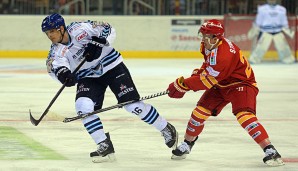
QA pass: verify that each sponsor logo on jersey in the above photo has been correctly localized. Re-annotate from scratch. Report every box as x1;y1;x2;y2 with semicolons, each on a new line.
209;49;217;65
61;47;67;57
118;84;134;98
68;22;81;33
77;84;90;94
206;66;220;77
76;48;84;56
116;73;125;79
76;31;88;42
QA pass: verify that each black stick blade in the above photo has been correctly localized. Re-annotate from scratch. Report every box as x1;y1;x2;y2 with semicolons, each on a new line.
29;109;40;126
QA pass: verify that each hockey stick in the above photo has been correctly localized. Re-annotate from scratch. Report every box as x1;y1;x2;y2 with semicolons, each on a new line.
29;58;87;126
63;90;169;123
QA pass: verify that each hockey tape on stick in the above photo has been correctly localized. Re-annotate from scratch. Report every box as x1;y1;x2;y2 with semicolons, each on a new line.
63;90;169;123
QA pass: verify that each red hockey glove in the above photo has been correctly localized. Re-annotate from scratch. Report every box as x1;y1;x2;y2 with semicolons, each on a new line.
167;76;190;98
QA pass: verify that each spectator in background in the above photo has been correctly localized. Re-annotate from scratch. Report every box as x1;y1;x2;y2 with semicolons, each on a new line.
50;0;71;14
195;0;207;15
247;0;295;64
170;0;186;15
0;0;10;14
112;0;124;15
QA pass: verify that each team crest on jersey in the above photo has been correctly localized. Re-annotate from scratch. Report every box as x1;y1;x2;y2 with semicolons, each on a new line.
75;31;88;42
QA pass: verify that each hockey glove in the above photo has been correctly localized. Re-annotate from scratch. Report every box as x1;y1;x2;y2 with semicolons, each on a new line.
92;36;109;45
83;36;107;62
55;66;77;87
167;76;190;99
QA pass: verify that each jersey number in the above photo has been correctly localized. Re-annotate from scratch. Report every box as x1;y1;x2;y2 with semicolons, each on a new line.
132;107;142;115
239;51;252;78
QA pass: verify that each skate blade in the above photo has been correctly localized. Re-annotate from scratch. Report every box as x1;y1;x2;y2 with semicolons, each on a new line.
171;154;187;160
265;158;285;167
92;153;116;163
172;131;179;150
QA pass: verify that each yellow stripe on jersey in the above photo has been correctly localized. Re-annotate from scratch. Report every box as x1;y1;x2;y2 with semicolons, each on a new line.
200;74;212;89
200;70;213;89
216;82;242;88
207;75;218;85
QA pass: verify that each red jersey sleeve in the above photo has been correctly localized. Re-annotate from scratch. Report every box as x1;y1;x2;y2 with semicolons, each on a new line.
183;39;257;91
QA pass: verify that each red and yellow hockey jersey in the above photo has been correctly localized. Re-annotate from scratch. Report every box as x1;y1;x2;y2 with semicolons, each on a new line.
184;38;257;91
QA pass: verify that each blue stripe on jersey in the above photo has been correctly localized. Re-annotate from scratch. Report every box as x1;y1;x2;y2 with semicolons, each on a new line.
141;106;159;124
76;48;120;79
102;49;120;67
84;117;103;134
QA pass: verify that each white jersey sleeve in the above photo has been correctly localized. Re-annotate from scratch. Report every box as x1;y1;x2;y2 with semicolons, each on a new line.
46;44;71;82
255;4;288;33
46;20;123;83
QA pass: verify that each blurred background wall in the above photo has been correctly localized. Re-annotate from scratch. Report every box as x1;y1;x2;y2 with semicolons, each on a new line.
0;0;297;59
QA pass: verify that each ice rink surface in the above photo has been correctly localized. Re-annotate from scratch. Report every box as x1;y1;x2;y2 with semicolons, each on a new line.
0;58;297;171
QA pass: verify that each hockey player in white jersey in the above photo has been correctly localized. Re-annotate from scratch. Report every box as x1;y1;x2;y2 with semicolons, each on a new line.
248;0;295;64
41;13;178;162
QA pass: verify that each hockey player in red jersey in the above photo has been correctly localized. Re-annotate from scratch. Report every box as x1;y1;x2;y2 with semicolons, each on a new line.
167;19;284;166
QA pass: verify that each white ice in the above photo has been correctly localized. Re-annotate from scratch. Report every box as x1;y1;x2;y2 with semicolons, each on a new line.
0;58;297;171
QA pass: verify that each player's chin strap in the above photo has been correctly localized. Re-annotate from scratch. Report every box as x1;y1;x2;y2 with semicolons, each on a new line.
206;37;219;50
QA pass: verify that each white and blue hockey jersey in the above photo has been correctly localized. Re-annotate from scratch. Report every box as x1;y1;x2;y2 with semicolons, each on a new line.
255;4;289;33
46;21;123;82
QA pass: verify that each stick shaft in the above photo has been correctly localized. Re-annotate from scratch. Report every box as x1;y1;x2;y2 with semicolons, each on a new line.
63;90;169;123
29;58;87;126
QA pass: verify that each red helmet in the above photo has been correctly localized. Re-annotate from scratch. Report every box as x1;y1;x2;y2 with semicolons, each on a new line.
199;19;225;39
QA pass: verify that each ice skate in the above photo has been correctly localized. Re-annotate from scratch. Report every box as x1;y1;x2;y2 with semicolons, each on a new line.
161;123;178;149
171;137;198;160
263;145;285;166
90;133;116;163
